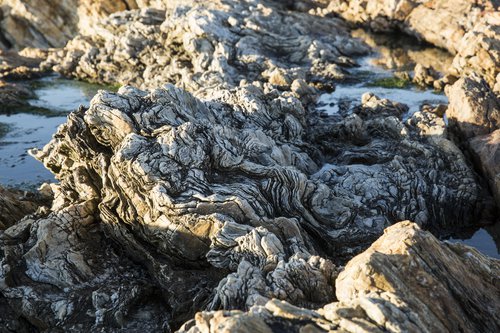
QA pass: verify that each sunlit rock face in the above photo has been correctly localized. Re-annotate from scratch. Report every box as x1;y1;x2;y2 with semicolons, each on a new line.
325;0;498;55
446;74;500;207
32;83;494;264
0;0;140;50
451;12;500;93
0;0;499;332
40;0;369;92
178;222;500;333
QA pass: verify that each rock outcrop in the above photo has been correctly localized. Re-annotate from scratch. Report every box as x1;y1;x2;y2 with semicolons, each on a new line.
179;221;500;333
327;0;498;56
451;11;500;93
0;1;498;332
0;186;43;230
1;76;489;330
41;0;369;92
446;73;500;206
0;0;140;50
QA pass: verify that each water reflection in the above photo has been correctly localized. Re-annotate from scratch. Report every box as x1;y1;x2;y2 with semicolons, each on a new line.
0;75;107;189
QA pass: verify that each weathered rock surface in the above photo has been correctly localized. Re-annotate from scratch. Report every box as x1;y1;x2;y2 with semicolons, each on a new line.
451;11;500;93
470;129;500;207
0;0;140;50
0;75;485;330
41;0;369;92
446;73;500;206
0;1;498;332
446;73;500;140
178;221;500;333
327;0;498;55
0;186;42;230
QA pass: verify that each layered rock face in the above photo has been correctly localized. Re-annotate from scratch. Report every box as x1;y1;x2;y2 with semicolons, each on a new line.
41;0;369;92
1;78;490;329
179;222;500;333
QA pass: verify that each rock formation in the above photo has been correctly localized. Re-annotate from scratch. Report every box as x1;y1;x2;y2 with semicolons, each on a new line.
0;0;143;50
0;186;44;230
1;77;490;330
0;0;499;332
446;73;500;206
178;222;500;333
40;0;369;92
326;0;498;56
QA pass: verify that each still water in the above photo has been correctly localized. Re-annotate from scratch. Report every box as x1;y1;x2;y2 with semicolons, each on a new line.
0;75;106;189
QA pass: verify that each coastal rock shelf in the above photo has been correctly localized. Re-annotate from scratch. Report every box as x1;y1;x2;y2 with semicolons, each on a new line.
0;0;499;332
41;0;369;92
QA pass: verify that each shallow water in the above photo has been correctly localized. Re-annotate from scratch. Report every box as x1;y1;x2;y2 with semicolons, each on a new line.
316;55;448;118
447;227;500;259
0;75;106;189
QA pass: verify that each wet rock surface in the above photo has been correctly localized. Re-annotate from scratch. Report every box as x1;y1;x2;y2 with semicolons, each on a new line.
0;0;499;332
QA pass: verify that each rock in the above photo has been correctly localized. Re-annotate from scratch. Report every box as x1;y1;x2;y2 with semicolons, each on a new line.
470;130;500;206
41;0;369;92
413;63;439;87
451;12;500;92
0;48;46;79
446;73;500;140
0;0;140;50
30;83;495;266
433;73;458;91
0;186;42;230
0;201;173;331
0;79;33;110
327;0;497;55
335;221;500;333
179;221;500;333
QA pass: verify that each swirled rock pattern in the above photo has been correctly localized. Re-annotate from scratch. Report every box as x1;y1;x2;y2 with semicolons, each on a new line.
0;1;499;332
41;0;369;92
1;78;485;330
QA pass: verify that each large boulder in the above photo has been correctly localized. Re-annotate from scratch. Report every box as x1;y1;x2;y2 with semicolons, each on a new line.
445;73;500;140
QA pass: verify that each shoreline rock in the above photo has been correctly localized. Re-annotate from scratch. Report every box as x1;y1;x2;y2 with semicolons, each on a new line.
0;1;498;332
178;221;500;333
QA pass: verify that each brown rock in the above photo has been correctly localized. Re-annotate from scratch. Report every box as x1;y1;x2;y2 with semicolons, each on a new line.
445;73;500;139
470;129;500;206
452;12;500;92
336;221;500;333
0;186;41;229
0;0;139;50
